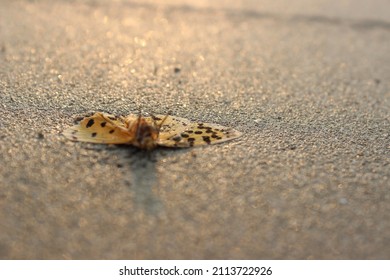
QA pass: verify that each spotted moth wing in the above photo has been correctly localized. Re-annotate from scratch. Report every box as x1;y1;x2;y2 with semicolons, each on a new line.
153;115;242;148
63;112;134;144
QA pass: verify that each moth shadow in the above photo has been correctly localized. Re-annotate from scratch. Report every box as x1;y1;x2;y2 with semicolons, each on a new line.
115;146;172;216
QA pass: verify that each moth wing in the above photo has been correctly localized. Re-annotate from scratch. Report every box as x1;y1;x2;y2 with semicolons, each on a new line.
63;112;133;144
123;114;141;124
156;116;242;148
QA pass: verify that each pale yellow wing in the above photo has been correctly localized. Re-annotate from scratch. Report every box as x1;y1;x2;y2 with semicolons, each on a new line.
154;115;242;148
63;112;134;144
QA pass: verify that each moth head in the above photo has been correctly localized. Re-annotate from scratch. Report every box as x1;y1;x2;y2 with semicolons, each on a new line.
134;118;159;150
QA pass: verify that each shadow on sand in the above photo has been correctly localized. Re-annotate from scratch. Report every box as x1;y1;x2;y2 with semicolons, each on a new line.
116;147;177;216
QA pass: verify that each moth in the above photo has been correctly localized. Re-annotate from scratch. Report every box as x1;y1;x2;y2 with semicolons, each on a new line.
63;112;242;150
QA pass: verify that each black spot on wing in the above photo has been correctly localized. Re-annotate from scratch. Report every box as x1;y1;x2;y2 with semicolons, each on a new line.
202;136;211;144
100;122;107;127
211;134;222;140
91;132;97;137
171;135;182;142
187;137;195;147
86;119;95;128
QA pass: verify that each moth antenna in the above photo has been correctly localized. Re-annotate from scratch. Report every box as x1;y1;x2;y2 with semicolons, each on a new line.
155;115;169;138
149;113;168;133
135;114;143;138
